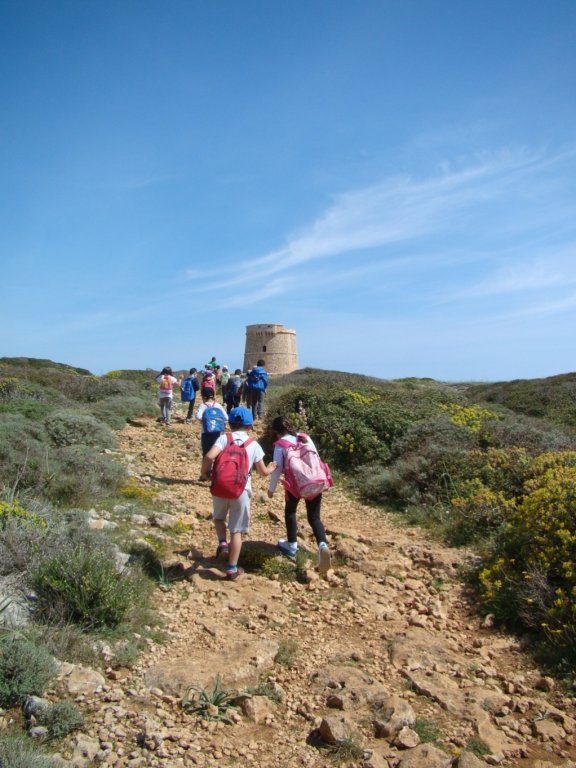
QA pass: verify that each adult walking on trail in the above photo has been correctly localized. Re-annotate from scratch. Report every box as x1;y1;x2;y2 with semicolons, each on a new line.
267;415;332;574
156;366;179;426
245;358;268;420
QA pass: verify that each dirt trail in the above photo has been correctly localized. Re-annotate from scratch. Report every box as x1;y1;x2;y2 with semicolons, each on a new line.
82;407;576;768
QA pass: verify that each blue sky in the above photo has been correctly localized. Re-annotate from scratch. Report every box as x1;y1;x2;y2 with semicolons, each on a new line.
1;0;575;382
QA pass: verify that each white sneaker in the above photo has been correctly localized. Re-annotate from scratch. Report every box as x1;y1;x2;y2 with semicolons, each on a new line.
318;543;331;574
277;539;297;558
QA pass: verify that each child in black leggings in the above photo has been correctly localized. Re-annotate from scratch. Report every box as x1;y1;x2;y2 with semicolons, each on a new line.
267;415;331;574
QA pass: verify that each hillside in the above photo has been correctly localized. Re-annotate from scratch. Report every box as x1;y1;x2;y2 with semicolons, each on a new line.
1;361;576;767
40;409;575;768
465;372;576;430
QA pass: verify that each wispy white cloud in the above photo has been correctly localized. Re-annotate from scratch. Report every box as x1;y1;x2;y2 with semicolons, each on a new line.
184;146;576;311
225;277;296;307
498;291;576;319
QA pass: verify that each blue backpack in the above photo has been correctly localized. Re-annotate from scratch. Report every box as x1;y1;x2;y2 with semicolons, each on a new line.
247;367;268;391
181;376;198;402
202;406;226;433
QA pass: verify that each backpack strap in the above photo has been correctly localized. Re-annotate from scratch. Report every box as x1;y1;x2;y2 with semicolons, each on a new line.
231;435;254;448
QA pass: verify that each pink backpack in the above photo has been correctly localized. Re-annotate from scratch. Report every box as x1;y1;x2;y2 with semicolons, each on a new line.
276;434;333;500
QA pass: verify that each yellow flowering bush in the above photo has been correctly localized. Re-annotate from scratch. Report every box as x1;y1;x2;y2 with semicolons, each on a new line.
478;454;576;664
466;446;531;497
440;403;500;434
120;478;157;502
449;482;516;545
0;377;20;399
342;389;380;406
0;499;46;530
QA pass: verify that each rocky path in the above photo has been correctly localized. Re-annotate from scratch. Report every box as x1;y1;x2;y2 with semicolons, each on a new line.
63;410;576;768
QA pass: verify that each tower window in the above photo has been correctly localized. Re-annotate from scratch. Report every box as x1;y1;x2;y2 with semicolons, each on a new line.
262;346;266;352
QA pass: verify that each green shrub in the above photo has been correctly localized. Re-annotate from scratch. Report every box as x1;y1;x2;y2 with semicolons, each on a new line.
447;482;517;546
0;503;51;577
326;735;365;763
465;736;491;757
266;381;452;472
88;394;157;429
37;699;84;740
478;453;576;664
26;624;101;669
275;638;299;667
481;414;576;454
0;399;56;420
0;499;47;531
44;410;116;449
353;463;392;504
413;716;442;743
391;414;476;459
0;414;48;495
31;544;139;630
0;637;57;707
468;373;576;429
0;376;21;399
46;445;125;504
0;734;55;768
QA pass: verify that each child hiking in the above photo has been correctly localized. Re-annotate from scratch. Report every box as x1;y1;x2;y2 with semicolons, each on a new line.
224;368;244;413
267;415;333;574
195;388;228;456
200;407;275;580
156;366;179;425
180;367;200;423
245;358;268;420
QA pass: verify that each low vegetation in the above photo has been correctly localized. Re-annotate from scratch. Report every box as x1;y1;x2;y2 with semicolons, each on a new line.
265;367;576;670
1;355;575;766
0;358;162;756
182;674;238;723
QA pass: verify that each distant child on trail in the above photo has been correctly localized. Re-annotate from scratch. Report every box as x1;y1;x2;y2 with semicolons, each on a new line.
267;415;332;574
200;407;276;580
196;388;228;456
156;366;179;425
245;359;268;420
224;369;244;413
201;367;217;397
180;368;200;423
220;365;230;399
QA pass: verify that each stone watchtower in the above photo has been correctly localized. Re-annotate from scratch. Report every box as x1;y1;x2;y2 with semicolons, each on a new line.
243;324;298;375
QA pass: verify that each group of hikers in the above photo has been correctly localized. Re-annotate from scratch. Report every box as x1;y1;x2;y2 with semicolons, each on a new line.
154;359;333;581
155;357;268;428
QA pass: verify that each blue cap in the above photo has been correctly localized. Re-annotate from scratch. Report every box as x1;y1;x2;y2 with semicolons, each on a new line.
229;406;254;426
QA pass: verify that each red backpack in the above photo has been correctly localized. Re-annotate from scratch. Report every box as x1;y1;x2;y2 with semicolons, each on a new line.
276;434;333;500
210;434;254;499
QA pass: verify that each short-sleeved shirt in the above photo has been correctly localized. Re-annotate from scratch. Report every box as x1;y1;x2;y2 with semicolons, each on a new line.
268;433;318;494
213;430;264;494
195;401;228;433
156;374;178;399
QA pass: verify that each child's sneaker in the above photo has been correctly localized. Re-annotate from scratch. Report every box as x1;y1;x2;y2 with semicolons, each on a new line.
226;566;244;581
277;539;297;558
216;542;229;561
318;543;331;574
